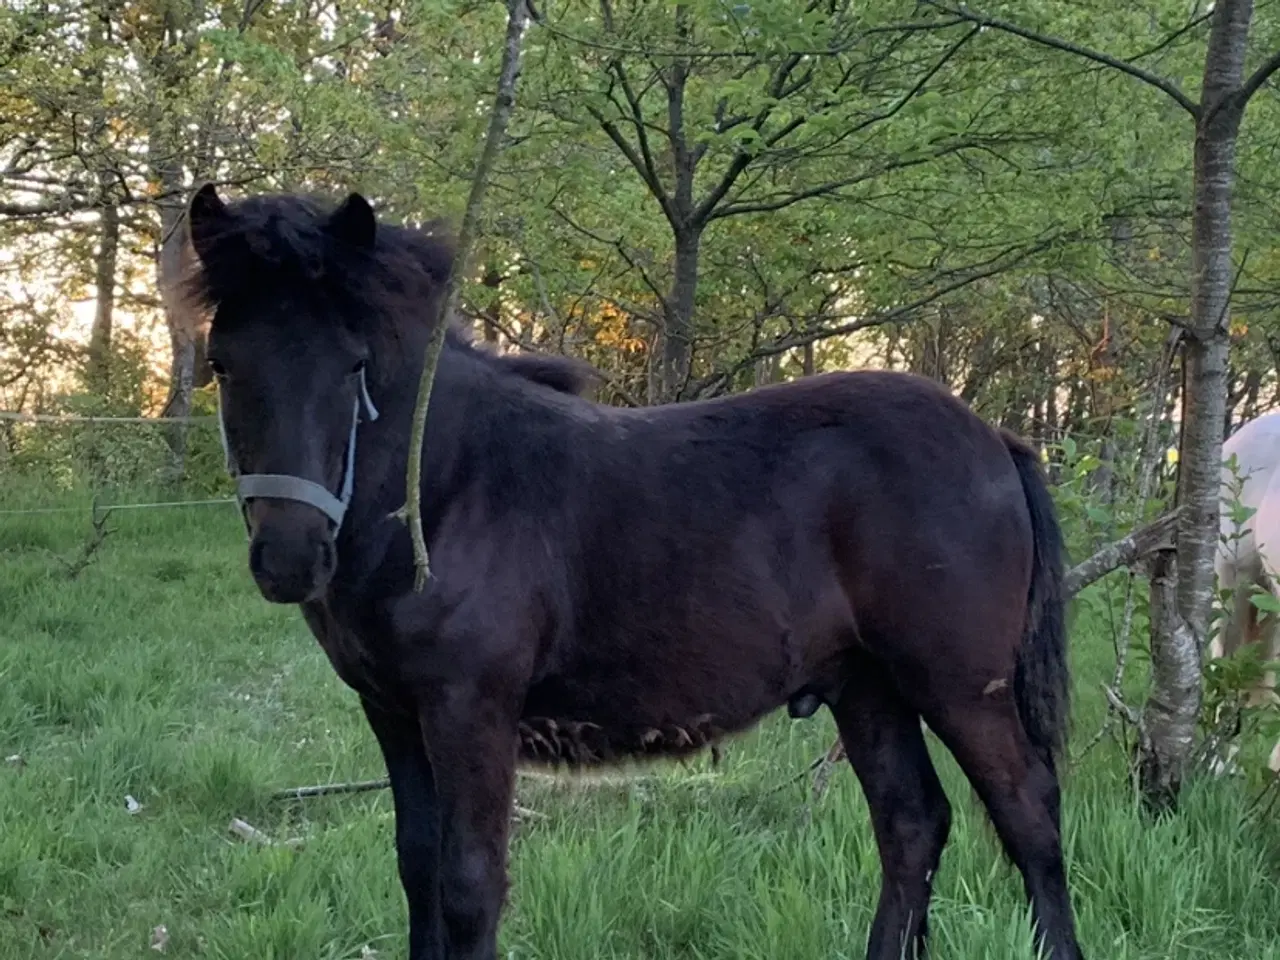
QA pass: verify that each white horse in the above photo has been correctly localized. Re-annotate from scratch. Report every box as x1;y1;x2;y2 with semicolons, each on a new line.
1215;410;1280;772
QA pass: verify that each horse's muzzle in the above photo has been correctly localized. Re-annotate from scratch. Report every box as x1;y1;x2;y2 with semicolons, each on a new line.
247;504;337;604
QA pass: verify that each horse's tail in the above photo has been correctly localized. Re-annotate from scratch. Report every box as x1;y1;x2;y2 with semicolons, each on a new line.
1002;430;1070;772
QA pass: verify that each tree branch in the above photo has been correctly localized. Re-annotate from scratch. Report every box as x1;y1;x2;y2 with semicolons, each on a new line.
926;2;1201;118
533;16;966;61
688;234;1062;397
585;104;678;224
709;139;981;221
1236;47;1280;109
691;52;808;225
396;0;531;589
1065;508;1181;597
607;61;672;213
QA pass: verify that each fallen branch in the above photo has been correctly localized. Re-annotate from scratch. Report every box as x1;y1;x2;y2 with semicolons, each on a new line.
271;778;389;800
228;817;274;844
228;817;304;848
49;498;115;579
1065;508;1180;597
513;804;548;822
272;767;709;803
266;784;546;825
808;738;847;810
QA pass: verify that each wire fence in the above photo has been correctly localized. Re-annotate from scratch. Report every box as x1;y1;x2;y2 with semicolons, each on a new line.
0;498;235;517
1;410;232;516
0;411;214;424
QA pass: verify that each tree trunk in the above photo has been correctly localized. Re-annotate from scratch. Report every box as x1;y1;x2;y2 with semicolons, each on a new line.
1141;0;1253;810
659;25;699;405
84;0;119;397
86;203;119;394
1141;547;1202;813
753;352;781;387
156;165;196;477
1240;367;1261;427
1044;339;1059;445
660;226;700;403
481;267;502;344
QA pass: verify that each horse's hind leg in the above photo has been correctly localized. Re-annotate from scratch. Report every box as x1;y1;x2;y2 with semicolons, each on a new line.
924;696;1081;960
831;657;951;960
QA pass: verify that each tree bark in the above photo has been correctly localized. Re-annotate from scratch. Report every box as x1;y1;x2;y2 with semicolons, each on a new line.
1143;0;1253;809
1141;547;1203;813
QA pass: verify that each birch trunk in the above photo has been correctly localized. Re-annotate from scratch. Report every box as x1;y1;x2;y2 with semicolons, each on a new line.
1141;0;1253;809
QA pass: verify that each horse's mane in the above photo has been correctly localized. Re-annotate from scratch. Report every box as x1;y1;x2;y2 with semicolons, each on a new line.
180;189;597;397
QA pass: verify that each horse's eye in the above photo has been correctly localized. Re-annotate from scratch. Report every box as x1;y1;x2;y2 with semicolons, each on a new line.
208;359;227;378
351;359;367;375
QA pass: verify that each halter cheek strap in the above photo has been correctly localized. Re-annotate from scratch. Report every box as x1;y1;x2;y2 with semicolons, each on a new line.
216;369;380;536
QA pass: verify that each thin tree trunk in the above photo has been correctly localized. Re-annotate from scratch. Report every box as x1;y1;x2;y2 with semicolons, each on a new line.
398;0;531;587
1240;368;1261;426
481;267;502;344
87;203;119;394
659;17;699;404
139;0;206;478
1142;0;1253;810
156;160;195;477
661;228;700;401
84;0;119;397
1045;339;1059;445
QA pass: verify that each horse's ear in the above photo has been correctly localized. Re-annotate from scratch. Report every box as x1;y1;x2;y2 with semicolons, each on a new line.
188;182;231;264
326;193;377;250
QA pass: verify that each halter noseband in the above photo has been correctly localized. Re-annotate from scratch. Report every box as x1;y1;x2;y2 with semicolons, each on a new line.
216;368;380;536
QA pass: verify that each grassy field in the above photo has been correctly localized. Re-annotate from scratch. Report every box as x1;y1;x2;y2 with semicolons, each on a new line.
4;492;1280;959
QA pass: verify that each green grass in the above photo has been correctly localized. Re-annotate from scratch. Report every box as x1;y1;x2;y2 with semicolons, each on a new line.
3;494;1280;958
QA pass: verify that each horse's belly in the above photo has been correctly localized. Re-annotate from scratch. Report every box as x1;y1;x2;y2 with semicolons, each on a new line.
517;664;784;768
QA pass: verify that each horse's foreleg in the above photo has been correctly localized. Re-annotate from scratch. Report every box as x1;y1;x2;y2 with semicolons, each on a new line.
418;679;520;960
1253;578;1280;708
361;696;445;960
830;658;951;960
1215;553;1263;664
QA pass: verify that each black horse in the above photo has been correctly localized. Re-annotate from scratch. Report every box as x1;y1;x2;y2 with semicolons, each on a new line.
184;184;1084;960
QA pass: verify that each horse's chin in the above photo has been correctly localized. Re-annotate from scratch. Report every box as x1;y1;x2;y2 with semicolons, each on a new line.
252;574;330;606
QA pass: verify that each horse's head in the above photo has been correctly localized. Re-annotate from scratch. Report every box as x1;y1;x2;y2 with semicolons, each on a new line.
187;184;437;604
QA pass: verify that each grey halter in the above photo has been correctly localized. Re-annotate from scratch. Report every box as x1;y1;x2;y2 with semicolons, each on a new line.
216;368;380;535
